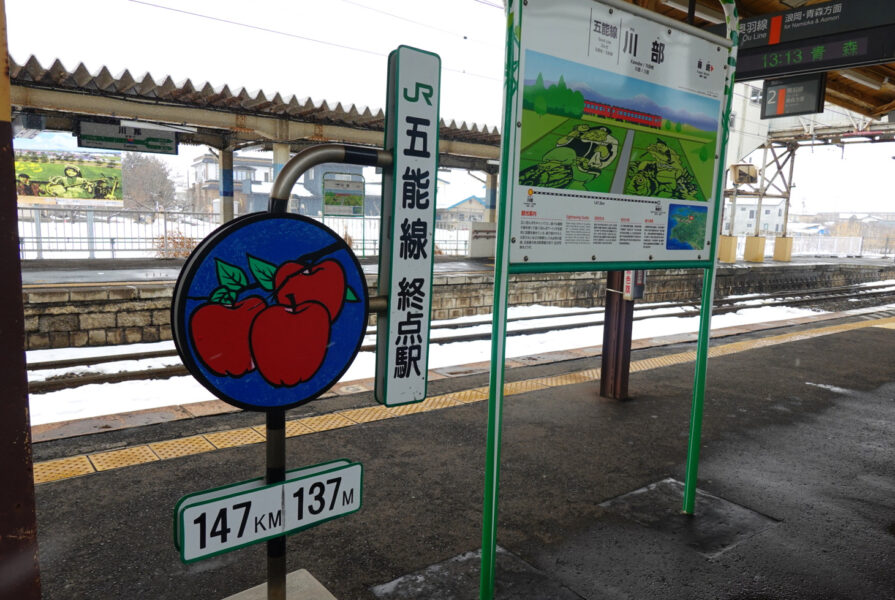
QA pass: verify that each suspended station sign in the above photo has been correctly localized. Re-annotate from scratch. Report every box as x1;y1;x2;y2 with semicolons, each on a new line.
733;0;895;50
78;121;178;155
507;0;728;266
760;73;827;119
716;0;895;80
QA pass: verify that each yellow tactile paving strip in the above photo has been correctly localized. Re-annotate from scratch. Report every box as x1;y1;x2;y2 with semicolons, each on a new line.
300;413;356;432
90;446;160;471
339;406;395;424
204;427;265;449
150;436;215;460
33;455;95;484
32;315;895;484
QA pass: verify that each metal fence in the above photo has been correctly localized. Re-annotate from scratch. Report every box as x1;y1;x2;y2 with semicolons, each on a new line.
17;207;220;260
734;235;865;258
17;207;470;259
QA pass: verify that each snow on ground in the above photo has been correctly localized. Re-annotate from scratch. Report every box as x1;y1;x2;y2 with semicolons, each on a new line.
25;301;850;426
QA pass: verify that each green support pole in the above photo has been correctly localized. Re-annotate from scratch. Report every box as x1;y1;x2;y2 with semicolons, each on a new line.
480;2;521;598
682;266;716;513
682;0;738;514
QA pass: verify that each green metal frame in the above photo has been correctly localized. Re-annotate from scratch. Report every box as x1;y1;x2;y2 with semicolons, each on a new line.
480;1;739;597
682;0;740;515
479;2;522;597
509;260;713;274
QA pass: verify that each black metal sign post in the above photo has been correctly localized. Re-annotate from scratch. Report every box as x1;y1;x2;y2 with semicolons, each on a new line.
262;148;387;598
265;410;287;600
267;145;389;600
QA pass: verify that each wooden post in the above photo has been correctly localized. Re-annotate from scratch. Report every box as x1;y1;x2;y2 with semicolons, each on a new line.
0;1;42;597
600;270;634;400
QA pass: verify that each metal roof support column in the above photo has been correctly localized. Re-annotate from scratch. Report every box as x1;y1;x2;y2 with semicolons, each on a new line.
272;142;290;180
219;148;234;223
729;184;739;234
781;143;797;237
485;170;498;223
754;143;768;237
0;1;41;596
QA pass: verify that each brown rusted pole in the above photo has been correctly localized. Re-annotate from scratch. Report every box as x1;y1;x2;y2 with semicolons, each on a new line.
600;270;633;400
0;1;42;598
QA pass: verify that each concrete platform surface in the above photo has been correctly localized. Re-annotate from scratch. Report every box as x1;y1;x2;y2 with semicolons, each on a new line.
31;315;895;600
223;569;336;600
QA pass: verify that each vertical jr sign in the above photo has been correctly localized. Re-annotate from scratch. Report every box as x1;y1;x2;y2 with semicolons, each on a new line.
376;46;441;407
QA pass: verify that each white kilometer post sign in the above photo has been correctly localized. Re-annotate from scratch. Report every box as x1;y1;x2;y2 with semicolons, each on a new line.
175;460;362;563
376;46;441;406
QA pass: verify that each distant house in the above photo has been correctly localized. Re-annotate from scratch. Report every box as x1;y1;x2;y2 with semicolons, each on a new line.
188;153;277;215
436;195;487;230
188;157;382;217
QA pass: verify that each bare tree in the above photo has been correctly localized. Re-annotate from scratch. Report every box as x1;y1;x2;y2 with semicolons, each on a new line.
121;153;179;211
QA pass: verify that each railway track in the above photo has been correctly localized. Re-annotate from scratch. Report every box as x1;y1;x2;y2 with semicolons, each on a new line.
27;281;895;394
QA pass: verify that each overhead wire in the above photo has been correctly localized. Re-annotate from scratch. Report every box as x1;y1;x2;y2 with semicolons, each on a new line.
126;0;501;81
125;0;876;140
337;0;499;48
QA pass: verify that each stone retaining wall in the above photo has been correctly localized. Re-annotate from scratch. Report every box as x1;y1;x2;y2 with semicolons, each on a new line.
24;286;173;350
23;263;895;350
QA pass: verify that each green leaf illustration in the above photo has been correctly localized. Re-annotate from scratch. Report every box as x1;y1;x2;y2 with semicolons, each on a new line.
215;258;248;291
210;286;236;305
247;254;277;291
345;286;359;302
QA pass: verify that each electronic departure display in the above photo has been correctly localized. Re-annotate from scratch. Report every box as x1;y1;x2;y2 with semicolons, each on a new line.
760;73;826;119
735;25;895;80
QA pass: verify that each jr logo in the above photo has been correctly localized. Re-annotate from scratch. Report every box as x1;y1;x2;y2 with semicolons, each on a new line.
403;82;434;105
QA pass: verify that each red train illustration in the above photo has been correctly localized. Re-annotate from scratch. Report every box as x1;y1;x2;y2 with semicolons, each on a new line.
583;100;662;129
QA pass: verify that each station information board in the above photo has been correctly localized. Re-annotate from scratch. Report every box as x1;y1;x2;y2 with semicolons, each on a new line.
323;174;365;217
507;0;728;266
760;73;826;119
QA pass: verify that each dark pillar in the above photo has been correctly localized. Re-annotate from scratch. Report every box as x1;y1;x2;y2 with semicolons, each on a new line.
600;270;634;400
0;2;42;597
220;148;234;223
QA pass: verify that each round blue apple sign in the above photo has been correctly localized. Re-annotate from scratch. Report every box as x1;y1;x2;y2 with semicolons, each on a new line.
172;212;369;411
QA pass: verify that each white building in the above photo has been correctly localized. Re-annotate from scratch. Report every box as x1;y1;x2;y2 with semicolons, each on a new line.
720;199;787;236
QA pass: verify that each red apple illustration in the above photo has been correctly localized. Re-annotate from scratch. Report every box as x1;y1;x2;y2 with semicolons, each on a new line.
274;259;346;320
190;296;266;377
249;301;331;387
